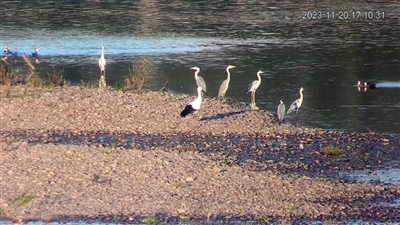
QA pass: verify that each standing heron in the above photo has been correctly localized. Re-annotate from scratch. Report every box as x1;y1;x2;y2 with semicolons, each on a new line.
277;99;285;125
218;65;236;100
180;86;203;117
244;70;264;107
287;87;304;120
98;44;106;88
190;66;207;95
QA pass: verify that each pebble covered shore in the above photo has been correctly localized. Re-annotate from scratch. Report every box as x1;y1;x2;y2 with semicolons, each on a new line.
1;86;399;224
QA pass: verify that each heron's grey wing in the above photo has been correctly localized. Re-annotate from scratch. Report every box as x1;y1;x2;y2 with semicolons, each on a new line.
197;76;207;92
244;80;256;94
218;79;229;97
287;100;298;114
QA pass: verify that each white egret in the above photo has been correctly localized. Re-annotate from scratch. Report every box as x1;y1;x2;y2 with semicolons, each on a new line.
98;44;106;88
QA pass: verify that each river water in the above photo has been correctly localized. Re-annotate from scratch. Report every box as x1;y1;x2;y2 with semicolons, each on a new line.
1;1;400;134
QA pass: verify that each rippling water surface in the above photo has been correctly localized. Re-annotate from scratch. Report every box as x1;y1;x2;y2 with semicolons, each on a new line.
1;1;400;133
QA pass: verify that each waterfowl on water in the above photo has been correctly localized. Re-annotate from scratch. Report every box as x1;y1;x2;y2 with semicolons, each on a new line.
364;82;376;89
3;46;12;54
32;48;39;58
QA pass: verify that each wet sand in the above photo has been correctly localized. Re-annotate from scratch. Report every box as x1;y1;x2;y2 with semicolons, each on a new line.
1;86;399;224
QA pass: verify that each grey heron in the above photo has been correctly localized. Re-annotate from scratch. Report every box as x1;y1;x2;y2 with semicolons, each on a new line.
32;48;39;58
190;66;207;95
287;87;304;120
244;70;264;106
180;87;203;117
277;99;285;124
98;44;106;88
218;65;236;99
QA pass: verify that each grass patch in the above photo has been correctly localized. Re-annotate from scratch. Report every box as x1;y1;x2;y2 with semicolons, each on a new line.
121;58;153;93
142;216;158;225
47;67;66;87
0;207;6;216
0;60;12;86
256;214;271;223
80;79;99;89
172;182;190;189
10;191;35;206
320;145;344;156
102;148;112;155
26;73;44;87
110;141;122;149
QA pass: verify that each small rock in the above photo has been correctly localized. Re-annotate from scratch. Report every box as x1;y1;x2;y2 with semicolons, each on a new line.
185;177;194;182
177;208;186;214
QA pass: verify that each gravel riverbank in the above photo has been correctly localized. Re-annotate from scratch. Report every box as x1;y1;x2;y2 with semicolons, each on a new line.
1;86;399;224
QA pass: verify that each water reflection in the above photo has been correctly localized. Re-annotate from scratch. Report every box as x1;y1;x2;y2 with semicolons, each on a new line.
1;1;400;134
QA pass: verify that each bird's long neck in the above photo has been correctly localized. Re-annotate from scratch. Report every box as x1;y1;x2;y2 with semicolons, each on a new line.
197;88;202;102
226;68;231;82
299;90;303;101
257;72;261;84
194;69;200;79
101;46;104;57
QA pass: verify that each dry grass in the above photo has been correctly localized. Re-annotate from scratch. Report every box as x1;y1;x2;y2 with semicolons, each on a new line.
22;54;43;87
320;146;344;156
0;60;12;86
47;68;65;87
122;58;153;93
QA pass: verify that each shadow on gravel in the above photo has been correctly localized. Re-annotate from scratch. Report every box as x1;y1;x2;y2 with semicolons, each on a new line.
2;207;400;225
2;129;400;181
2;129;400;223
200;109;247;121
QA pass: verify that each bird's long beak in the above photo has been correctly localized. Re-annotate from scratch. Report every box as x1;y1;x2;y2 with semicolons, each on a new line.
190;67;197;70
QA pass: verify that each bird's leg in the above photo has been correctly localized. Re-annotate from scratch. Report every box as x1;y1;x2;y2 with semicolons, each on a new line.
253;91;257;107
251;92;254;106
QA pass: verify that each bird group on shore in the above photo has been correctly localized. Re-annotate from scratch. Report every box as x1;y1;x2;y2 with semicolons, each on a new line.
180;65;304;125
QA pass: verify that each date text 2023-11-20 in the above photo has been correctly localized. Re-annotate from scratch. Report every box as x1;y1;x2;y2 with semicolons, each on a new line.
302;11;385;20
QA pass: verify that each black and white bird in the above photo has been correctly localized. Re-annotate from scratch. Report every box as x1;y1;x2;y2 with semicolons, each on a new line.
32;48;39;58
3;46;12;54
180;87;203;117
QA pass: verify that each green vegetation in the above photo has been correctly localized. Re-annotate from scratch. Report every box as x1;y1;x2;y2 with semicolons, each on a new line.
102;148;112;155
10;191;35;206
142;216;158;225
256;214;271;223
